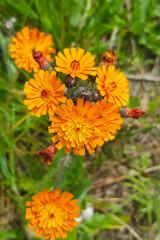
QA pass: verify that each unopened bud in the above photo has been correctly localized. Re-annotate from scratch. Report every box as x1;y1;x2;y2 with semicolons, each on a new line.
99;49;117;67
120;107;145;119
37;143;57;166
63;87;68;96
92;89;103;102
65;75;78;88
71;86;93;103
32;51;54;73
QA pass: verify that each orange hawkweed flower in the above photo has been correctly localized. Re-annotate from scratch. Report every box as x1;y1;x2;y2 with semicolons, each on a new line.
99;49;117;67
49;98;123;156
25;189;80;240
24;70;66;117
55;48;97;80
96;65;129;106
10;26;55;72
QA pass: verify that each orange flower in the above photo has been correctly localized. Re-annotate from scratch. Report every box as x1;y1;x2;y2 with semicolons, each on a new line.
24;70;66;117
49;98;123;156
25;189;80;240
96;65;129;106
55;48;97;80
10;26;55;72
99;49;117;67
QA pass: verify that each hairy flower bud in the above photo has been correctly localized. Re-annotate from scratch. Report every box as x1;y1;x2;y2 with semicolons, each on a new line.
92;89;103;102
120;107;145;119
63;87;68;96
71;86;93;103
65;75;78;88
32;51;54;72
37;143;57;165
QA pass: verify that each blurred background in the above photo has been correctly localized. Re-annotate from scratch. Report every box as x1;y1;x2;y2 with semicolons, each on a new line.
0;0;160;239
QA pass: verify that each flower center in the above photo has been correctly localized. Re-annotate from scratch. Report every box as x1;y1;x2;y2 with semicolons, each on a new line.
110;82;117;91
41;89;53;98
50;213;55;218
106;82;117;93
70;60;80;71
75;121;82;132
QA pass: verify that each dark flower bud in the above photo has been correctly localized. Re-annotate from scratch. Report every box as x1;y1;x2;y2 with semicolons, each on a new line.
63;87;68;96
92;89;103;102
71;86;93;103
65;75;78;88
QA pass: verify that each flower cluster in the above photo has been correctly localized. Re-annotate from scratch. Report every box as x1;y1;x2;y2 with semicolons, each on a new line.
10;26;145;240
9;26;134;157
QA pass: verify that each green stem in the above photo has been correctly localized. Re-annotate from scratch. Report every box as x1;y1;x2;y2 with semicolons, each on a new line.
59;0;65;49
53;154;67;190
43;62;54;73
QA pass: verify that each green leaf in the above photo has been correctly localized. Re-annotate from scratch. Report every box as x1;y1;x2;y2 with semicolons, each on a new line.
131;0;151;35
86;212;128;229
128;97;139;108
148;97;160;113
0;229;24;240
140;154;150;168
78;231;91;240
0;142;12;185
153;197;160;235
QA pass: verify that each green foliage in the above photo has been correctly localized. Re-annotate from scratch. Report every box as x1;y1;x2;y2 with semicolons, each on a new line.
1;0;160;69
148;96;160;113
0;229;24;240
85;212;128;230
0;0;160;239
128;96;139;109
125;172;160;226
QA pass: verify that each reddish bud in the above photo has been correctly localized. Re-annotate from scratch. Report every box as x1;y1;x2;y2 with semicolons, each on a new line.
32;51;54;72
65;75;78;88
99;49;117;67
37;143;57;165
121;107;145;119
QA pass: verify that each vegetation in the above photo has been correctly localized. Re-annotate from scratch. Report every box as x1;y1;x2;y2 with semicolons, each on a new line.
0;0;160;239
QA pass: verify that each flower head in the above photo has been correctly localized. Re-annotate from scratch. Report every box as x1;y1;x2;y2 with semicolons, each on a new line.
55;48;97;80
99;49;117;67
32;51;54;72
10;26;55;72
96;65;129;106
24;70;66;117
25;189;80;240
49;98;123;156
